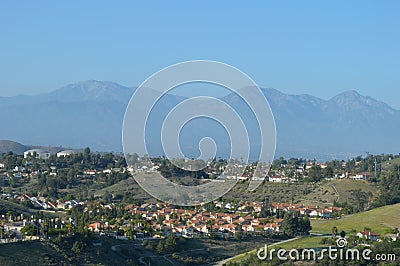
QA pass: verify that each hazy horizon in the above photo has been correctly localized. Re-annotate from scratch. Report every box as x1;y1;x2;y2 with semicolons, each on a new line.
1;2;400;108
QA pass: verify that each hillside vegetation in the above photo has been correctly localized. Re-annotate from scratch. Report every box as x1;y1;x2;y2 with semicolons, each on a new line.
298;179;378;207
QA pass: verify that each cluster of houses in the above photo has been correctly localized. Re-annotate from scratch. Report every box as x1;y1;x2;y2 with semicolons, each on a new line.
86;201;343;239
0;214;71;243
23;149;79;159
1;152;377;190
87;203;285;238
355;230;399;242
0;192;83;211
356;230;381;241
271;202;343;219
2;197;398;244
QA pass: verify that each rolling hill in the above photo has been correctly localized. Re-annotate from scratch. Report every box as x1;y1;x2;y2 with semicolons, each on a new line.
0;140;29;155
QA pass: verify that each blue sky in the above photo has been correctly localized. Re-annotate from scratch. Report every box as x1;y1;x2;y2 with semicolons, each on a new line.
1;1;400;108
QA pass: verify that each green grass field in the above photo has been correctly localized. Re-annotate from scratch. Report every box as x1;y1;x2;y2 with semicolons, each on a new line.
311;203;400;235
274;236;327;250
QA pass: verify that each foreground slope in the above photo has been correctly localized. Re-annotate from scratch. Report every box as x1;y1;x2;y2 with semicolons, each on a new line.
311;203;400;235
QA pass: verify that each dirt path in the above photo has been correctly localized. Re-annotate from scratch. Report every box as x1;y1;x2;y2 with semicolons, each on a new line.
331;185;340;202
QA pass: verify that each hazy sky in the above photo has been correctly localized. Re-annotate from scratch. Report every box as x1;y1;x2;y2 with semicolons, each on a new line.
1;1;400;108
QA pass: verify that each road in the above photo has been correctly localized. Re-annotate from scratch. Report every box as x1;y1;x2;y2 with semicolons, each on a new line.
213;234;331;266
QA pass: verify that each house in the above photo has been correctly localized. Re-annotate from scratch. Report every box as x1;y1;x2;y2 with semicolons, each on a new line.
56;150;78;157
84;169;97;176
46;201;58;209
353;172;373;180
0;162;5;169
357;231;381;241
88;221;108;232
242;224;255;232
264;223;281;233
316;163;328;169
173;225;194;237
5;222;25;237
320;209;331;219
103;169;112;174
221;224;239;234
268;175;284;183
23;149;51;160
385;233;399;242
309;209;320;217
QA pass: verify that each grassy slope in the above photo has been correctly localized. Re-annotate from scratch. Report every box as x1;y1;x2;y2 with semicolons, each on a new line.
0;241;68;266
92;176;149;199
311;203;400;235
275;236;327;250
0;199;36;216
224;181;316;203
227;203;400;264
298;179;378;207
0;238;138;266
381;157;400;171
93;174;316;204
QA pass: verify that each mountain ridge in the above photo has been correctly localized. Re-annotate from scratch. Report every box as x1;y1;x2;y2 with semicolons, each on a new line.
0;80;398;160
2;81;397;111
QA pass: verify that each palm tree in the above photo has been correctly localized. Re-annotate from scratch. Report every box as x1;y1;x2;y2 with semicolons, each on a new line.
206;219;215;237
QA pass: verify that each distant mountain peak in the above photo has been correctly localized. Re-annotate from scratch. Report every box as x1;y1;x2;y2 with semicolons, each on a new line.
332;90;362;100
75;79;125;88
48;80;134;103
1;81;399;159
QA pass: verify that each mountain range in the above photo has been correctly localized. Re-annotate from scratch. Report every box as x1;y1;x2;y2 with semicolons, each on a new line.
1;80;399;160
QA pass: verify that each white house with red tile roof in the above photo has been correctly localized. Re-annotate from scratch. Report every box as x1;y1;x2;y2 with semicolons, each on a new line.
357;231;380;241
263;223;281;233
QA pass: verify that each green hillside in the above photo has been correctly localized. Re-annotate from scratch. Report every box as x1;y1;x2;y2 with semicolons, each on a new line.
311;203;400;235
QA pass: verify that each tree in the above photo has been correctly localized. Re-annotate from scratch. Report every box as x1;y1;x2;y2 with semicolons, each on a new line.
259;200;272;218
156;240;164;254
282;212;311;237
170;213;179;220
308;166;322;182
301;216;312;234
332;226;338;238
165;234;177;251
83;147;91;155
72;241;85;254
349;189;369;212
21;224;37;236
236;225;244;240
